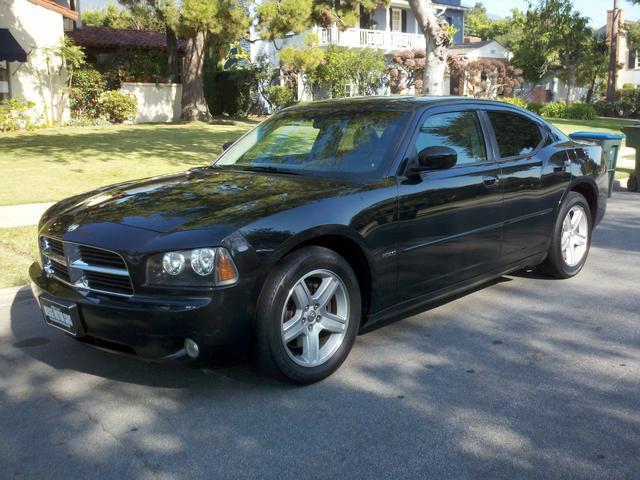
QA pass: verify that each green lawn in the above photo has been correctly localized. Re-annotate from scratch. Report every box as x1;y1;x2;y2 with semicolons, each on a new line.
0;225;38;288
548;117;634;145
0;120;255;206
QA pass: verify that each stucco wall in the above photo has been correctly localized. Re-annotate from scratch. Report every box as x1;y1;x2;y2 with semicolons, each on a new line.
0;0;69;124
121;82;182;123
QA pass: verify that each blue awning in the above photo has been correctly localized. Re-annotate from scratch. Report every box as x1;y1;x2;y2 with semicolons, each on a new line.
0;28;27;62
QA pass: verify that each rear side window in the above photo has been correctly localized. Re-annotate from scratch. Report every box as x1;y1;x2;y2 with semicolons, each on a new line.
487;111;542;158
416;111;487;165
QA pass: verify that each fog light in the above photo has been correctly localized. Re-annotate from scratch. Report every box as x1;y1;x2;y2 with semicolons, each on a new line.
184;338;199;359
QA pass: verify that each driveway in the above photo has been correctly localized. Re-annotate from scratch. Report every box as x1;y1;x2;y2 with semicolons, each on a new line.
1;192;639;480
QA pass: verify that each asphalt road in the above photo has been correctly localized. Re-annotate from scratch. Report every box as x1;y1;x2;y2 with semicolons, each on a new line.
1;191;639;480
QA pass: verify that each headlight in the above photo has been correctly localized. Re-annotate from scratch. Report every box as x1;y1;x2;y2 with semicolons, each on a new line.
146;247;239;287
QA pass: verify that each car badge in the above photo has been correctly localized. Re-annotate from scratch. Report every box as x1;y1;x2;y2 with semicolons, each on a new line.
67;224;80;233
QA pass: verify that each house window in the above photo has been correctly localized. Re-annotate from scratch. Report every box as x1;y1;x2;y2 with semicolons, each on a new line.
629;49;639;69
391;8;402;32
0;61;9;102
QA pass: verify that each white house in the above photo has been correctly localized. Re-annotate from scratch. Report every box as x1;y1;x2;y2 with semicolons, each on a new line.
597;9;640;89
0;0;79;124
449;40;512;61
249;0;468;67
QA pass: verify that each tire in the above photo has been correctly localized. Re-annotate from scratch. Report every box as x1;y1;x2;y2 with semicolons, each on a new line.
540;191;592;279
256;246;361;384
629;174;638;193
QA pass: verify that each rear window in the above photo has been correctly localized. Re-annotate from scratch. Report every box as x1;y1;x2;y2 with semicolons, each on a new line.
487;111;542;158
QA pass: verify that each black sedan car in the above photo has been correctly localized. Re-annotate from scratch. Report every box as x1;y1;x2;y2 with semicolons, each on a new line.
30;97;607;384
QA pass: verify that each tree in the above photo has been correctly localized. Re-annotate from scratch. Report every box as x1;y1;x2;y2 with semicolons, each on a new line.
81;2;164;30
256;1;388;45
42;37;85;126
578;35;609;103
509;0;591;98
313;45;386;98
279;33;325;99
178;0;249;120
408;0;452;95
607;0;621;100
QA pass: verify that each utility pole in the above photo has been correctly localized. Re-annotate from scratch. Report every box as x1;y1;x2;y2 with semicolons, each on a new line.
607;0;621;101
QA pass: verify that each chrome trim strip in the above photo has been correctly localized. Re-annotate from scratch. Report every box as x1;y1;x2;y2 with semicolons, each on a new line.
71;260;129;277
42;250;67;266
39;235;134;298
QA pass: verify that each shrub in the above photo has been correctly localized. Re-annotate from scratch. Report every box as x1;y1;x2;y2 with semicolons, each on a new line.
622;83;636;90
204;69;255;117
500;97;528;108
70;67;107;118
540;101;569;118
566;103;597;120
264;85;295;110
97;90;137;123
526;102;544;115
594;100;616;117
618;88;640;117
64;117;112;127
0;99;39;132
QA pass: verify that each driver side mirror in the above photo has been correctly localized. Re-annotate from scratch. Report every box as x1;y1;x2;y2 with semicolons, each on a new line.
222;141;233;151
410;146;458;173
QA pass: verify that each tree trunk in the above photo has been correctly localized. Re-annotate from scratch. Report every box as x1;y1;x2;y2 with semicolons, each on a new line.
409;0;451;96
166;26;180;83
565;66;576;104
607;0;621;101
181;29;210;121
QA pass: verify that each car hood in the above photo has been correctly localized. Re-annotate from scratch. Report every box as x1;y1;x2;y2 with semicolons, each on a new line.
43;169;357;234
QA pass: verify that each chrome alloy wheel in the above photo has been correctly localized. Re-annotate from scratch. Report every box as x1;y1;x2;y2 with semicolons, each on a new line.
561;205;589;267
281;269;350;367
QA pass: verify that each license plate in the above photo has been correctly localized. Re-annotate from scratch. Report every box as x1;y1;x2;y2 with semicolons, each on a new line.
40;297;83;336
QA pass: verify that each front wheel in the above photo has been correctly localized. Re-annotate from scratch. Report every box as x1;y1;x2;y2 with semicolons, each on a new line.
256;246;361;384
540;191;592;278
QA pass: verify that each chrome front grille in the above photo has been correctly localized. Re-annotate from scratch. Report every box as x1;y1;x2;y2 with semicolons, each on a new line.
40;236;134;297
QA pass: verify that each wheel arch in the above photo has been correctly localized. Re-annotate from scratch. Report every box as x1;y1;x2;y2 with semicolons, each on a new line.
568;179;598;225
256;227;375;324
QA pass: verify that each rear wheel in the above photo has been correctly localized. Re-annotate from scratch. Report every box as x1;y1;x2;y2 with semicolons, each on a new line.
256;247;361;384
540;191;592;278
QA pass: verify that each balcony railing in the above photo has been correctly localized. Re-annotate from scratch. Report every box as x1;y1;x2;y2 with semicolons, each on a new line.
318;27;426;51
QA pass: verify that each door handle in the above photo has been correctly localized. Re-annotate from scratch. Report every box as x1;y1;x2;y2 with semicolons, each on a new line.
482;175;500;187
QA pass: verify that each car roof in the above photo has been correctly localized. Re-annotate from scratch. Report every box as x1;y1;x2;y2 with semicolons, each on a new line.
283;96;521;112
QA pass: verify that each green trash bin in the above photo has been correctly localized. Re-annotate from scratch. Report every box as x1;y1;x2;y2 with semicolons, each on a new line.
569;132;624;197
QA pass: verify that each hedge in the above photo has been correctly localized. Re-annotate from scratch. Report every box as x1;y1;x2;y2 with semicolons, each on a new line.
204;69;255;117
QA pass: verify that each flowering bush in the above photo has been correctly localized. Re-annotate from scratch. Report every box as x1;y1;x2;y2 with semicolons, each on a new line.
69;67;107;119
0;99;39;132
97;90;137;123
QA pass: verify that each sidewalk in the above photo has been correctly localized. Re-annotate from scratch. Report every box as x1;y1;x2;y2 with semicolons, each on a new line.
0;202;53;228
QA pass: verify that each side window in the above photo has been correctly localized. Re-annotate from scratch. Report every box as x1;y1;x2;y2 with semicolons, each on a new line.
415;111;487;165
487;111;543;158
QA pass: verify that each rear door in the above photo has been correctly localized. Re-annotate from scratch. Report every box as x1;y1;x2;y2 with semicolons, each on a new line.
484;108;572;265
395;105;504;302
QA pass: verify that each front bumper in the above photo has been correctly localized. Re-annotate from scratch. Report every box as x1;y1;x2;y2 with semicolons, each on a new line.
29;262;253;362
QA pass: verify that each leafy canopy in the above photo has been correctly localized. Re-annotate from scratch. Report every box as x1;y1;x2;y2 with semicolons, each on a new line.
256;0;390;40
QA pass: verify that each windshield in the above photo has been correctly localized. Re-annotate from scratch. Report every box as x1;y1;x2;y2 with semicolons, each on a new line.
213;108;409;179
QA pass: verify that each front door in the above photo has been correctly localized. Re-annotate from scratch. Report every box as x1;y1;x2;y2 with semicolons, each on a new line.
396;107;503;302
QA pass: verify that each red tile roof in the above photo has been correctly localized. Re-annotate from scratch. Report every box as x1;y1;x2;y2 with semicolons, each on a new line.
67;27;186;51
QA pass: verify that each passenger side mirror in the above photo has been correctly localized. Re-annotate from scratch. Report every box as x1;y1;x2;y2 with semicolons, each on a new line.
222;141;233;151
411;146;458;173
